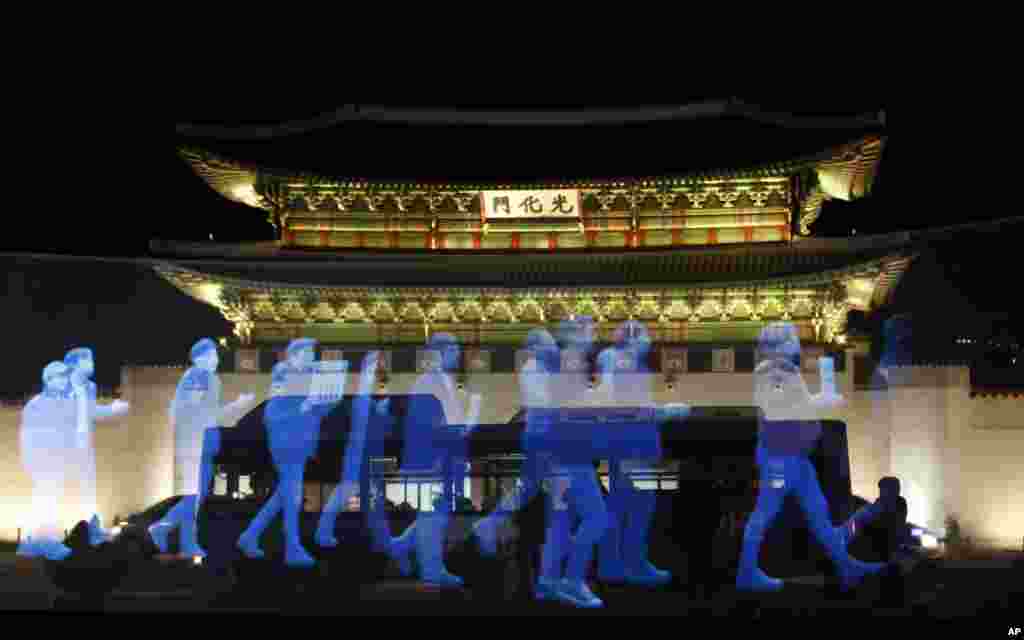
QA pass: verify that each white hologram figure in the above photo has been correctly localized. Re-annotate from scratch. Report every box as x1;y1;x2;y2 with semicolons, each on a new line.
595;320;688;587
236;337;338;567
388;333;480;587
736;322;885;593
63;347;130;547
149;338;255;557
315;350;383;548
17;362;76;561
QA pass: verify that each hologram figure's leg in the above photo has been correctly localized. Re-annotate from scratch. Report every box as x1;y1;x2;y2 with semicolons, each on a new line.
413;488;462;587
279;462;315;567
555;465;607;608
237;486;283;559
619;459;671;585
792;458;886;590
597;459;626;582
537;468;572;599
736;455;789;592
19;429;72;560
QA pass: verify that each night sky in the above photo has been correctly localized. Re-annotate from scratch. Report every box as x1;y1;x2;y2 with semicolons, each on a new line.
1;101;1019;397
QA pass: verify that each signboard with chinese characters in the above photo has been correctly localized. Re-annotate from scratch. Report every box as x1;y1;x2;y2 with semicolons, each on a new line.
481;190;582;220
236;349;259;373
711;348;735;373
662;348;688;374
466;349;491;373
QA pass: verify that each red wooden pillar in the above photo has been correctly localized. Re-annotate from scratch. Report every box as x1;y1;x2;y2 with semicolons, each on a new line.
637;230;647;247
743;227;754;243
320;230;329;247
426;233;434;249
437;233;447;249
390;231;399;249
548;233;557;250
587;231;598;247
707;229;718;244
511;233;521;250
473;233;482;249
357;232;366;249
672;228;682;246
285;230;296;246
778;225;789;241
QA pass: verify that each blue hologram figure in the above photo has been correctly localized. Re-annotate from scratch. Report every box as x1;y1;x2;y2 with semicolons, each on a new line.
236;337;341;567
63;347;130;547
315;350;384;548
594;320;689;587
149;338;255;558
735;322;886;593
17;362;77;561
387;333;481;587
529;316;608;608
472;329;562;592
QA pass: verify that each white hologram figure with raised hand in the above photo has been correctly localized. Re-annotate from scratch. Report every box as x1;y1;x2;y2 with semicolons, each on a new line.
236;337;342;567
63;347;130;547
315;350;384;548
17;362;77;561
149;338;255;558
735;322;885;592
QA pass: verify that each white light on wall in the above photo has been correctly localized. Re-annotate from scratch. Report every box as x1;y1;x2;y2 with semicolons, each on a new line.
921;534;939;549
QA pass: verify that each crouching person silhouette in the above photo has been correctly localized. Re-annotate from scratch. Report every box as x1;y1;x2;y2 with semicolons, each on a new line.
17;362;78;561
237;338;340;567
149;338;255;558
736;322;886;592
63;347;130;547
388;333;481;588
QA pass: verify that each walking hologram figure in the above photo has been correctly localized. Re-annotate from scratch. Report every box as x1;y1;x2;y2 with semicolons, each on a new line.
736;322;886;592
17;362;78;561
388;333;482;587
63;347;130;547
149;338;255;558
473;328;565;600
595;320;690;587
236;338;342;567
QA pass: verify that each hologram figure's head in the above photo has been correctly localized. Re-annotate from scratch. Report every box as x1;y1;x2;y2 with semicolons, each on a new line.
558;316;596;353
757;322;801;367
64;347;95;380
190;338;219;372
524;328;559;371
427;332;461;372
287;338;317;368
42;361;70;395
613;320;651;360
